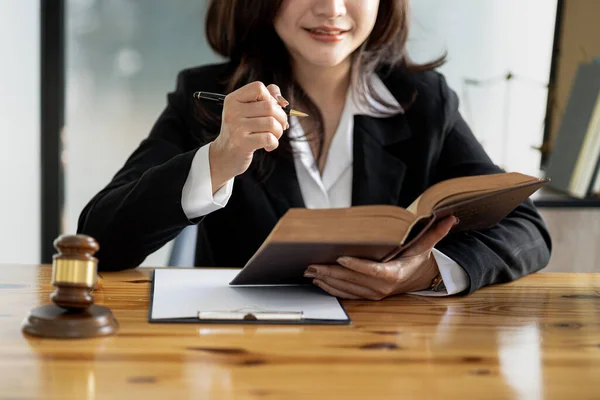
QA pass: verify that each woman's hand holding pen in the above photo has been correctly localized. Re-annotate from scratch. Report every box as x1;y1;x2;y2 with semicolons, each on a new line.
304;216;459;300
209;81;290;193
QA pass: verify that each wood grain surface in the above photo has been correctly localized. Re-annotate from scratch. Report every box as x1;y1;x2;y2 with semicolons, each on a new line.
1;264;599;399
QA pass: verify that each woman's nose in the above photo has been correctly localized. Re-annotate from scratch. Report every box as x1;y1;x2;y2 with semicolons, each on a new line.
313;0;347;20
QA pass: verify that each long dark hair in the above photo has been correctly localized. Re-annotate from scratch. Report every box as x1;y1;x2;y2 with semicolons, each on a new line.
199;0;445;179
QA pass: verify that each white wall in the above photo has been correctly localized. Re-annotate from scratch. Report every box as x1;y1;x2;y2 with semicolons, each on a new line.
409;0;558;177
0;1;40;264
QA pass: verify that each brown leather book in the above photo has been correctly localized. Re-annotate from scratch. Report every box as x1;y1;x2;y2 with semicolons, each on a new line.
229;172;548;285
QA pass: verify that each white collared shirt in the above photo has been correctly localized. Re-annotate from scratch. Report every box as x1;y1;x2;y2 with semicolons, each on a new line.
182;76;469;296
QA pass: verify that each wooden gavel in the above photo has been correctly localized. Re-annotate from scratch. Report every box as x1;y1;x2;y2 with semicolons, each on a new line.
51;234;99;309
22;234;118;338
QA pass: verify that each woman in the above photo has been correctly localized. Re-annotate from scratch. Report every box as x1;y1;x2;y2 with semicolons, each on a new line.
78;0;551;299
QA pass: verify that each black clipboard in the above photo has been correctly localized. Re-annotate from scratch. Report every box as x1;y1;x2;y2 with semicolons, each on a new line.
147;270;351;325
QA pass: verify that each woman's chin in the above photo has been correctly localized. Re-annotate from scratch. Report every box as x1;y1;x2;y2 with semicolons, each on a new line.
296;52;351;69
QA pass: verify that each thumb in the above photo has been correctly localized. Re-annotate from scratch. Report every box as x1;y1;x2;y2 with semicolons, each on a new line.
403;216;458;257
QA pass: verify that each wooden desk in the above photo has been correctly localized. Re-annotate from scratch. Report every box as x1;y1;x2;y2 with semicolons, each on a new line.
1;265;599;399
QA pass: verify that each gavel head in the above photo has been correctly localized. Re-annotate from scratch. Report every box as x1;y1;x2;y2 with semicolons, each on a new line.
50;234;100;311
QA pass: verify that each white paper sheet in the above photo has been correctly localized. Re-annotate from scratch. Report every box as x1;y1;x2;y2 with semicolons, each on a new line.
150;269;349;321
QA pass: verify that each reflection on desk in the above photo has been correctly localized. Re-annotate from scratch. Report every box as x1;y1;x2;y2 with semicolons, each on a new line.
0;264;599;399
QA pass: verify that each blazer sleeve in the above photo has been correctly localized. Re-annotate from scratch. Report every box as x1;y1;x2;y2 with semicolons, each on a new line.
432;74;552;294
77;69;206;271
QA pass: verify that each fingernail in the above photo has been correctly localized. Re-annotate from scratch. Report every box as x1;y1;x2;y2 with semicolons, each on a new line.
285;121;290;130
276;94;289;107
313;279;322;287
304;272;315;278
454;217;460;225
337;256;349;265
306;266;317;274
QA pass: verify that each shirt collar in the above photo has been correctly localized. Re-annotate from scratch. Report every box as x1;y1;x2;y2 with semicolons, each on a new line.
349;74;404;117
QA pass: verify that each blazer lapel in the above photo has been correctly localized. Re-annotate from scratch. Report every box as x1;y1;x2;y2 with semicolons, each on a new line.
352;113;412;206
262;155;305;216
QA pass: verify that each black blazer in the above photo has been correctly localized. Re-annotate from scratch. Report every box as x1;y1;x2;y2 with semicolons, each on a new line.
77;62;552;294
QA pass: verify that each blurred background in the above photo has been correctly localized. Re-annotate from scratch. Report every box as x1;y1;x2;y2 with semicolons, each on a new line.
1;0;599;271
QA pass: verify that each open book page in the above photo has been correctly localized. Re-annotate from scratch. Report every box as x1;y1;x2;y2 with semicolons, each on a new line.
390;173;549;259
150;269;348;321
406;172;544;217
394;177;549;259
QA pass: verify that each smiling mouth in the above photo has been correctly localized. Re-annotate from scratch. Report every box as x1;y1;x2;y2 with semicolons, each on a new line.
304;27;349;35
